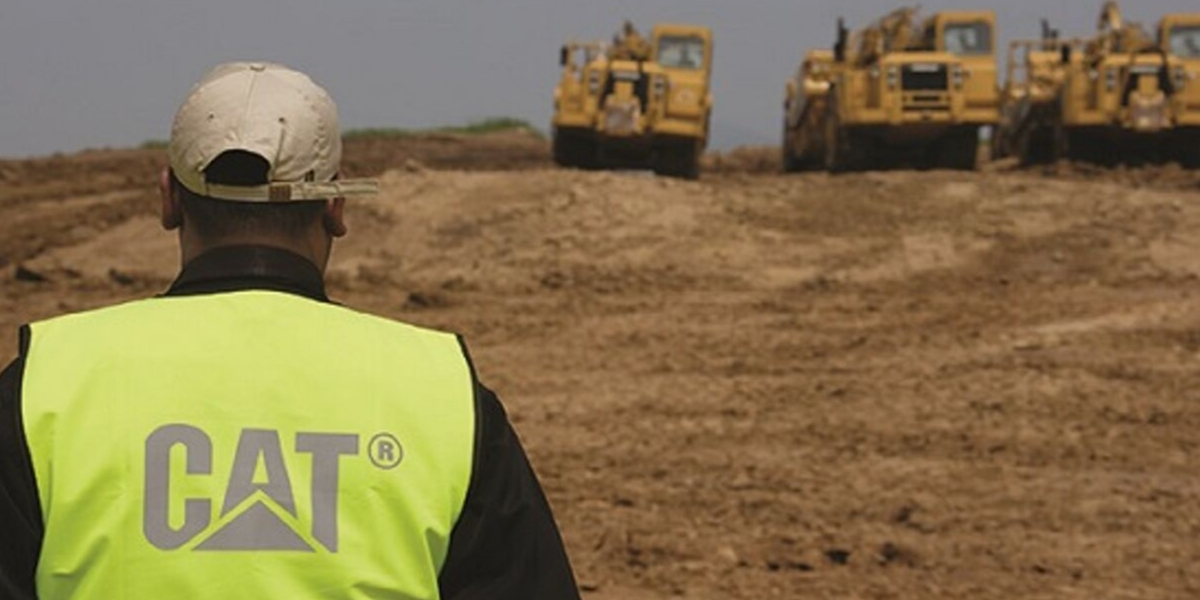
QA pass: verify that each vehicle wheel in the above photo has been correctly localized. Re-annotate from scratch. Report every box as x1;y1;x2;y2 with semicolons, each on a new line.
1066;130;1116;166
680;149;701;180
1020;117;1066;167
823;92;854;172
1022;109;1063;166
1179;133;1200;169
1050;119;1069;164
653;141;701;180
1019;125;1050;166
782;122;802;173
937;128;979;171
553;130;596;170
990;128;1009;161
552;131;571;167
992;116;1017;162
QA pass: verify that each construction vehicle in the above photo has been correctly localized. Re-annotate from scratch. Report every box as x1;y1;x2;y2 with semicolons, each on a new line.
781;50;837;172
552;23;714;179
996;3;1200;167
993;21;1070;163
783;8;1000;172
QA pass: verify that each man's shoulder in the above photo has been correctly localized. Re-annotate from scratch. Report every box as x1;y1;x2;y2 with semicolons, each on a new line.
320;301;462;346
30;293;461;347
23;294;470;383
26;297;162;332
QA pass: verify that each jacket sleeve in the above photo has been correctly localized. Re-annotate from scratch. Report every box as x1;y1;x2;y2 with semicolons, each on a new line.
438;342;580;600
0;327;42;600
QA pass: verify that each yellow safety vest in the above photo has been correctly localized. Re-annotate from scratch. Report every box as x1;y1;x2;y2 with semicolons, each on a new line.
21;291;475;600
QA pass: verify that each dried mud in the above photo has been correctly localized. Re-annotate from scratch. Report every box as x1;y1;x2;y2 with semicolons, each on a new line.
2;134;1200;599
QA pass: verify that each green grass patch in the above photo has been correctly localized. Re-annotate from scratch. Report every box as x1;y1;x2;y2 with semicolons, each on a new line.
343;118;543;140
139;139;169;150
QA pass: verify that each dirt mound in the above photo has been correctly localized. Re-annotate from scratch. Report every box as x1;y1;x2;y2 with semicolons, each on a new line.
703;145;781;174
341;129;550;177
1008;160;1200;192
3;146;1200;599
0;131;551;270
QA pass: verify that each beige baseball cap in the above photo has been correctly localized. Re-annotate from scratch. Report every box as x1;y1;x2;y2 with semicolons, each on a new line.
169;62;378;202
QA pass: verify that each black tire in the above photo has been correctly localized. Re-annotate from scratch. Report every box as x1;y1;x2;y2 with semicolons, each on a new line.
552;129;569;166
553;129;596;170
552;131;572;168
1050;114;1069;164
823;91;854;173
1014;103;1065;167
653;140;701;180
1179;133;1200;169
1065;130;1119;166
937;128;980;171
1019;125;1053;166
1018;119;1066;167
782;120;803;173
783;149;802;173
678;147;701;180
991;127;1010;161
782;132;798;173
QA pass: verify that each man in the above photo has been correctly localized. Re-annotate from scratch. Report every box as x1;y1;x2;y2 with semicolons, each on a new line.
611;20;652;61
0;62;580;600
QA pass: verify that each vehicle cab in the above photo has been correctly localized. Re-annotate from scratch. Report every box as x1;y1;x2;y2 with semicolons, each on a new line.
553;41;608;130
923;11;999;119
649;24;714;142
1160;14;1200;127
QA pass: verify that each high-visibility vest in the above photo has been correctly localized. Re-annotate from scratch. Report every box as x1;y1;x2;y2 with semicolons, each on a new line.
21;291;475;600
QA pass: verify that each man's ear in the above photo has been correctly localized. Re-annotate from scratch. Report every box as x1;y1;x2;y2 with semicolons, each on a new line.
323;197;348;238
160;168;183;231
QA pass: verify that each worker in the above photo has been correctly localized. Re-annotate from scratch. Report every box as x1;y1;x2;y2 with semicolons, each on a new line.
611;20;652;61
0;62;580;600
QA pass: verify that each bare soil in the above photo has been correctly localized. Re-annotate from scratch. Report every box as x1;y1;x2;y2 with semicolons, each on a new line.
3;133;1200;599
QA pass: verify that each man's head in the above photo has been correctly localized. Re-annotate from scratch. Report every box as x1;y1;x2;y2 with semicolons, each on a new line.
159;62;377;269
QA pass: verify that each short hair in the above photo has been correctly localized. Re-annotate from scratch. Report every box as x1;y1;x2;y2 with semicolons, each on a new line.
172;150;326;241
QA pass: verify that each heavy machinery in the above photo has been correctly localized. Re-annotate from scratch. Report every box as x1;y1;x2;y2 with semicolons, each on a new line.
781;50;836;172
996;3;1200;167
552;23;714;179
993;21;1070;164
783;8;1000;172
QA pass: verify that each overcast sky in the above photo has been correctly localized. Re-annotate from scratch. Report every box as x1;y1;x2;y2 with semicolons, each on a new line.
0;0;1195;157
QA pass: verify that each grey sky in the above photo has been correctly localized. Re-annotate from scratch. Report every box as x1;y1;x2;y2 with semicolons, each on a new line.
0;0;1195;157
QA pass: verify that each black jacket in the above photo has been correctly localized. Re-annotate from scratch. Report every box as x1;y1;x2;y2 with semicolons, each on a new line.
0;245;580;600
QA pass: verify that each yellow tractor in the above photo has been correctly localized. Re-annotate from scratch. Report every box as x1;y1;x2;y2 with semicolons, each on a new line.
552;23;714;179
782;50;837;172
993;21;1070;164
783;7;1000;172
996;3;1200;167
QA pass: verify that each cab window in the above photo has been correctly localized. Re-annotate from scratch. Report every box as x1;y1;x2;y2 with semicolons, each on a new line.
943;21;993;56
657;36;706;70
1170;25;1200;58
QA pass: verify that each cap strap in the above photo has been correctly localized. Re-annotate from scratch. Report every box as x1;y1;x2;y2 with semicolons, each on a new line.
196;178;380;202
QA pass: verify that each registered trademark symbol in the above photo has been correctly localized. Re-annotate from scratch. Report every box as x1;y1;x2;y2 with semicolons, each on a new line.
368;433;404;470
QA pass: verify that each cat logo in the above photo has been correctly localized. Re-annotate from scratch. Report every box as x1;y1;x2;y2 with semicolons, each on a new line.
143;425;401;553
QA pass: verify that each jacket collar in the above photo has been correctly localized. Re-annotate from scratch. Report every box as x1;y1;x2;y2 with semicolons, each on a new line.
165;245;329;302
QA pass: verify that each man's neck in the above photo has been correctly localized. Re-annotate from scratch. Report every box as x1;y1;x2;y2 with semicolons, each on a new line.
179;232;330;274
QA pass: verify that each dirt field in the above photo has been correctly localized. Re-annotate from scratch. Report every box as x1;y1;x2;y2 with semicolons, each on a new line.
3;133;1200;599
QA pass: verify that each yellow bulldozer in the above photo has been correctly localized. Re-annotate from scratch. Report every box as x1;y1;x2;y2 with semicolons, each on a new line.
783;7;1000;172
995;3;1200;167
552;22;714;179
